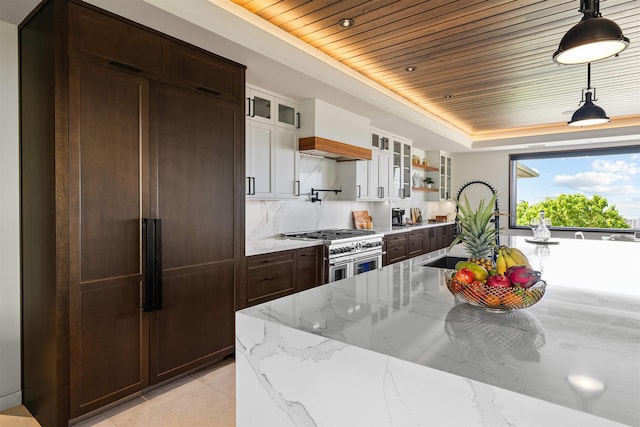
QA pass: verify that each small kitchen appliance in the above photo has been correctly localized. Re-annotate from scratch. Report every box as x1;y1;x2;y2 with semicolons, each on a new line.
284;229;383;283
392;208;405;226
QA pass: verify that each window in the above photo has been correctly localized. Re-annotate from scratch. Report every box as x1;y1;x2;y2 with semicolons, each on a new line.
509;146;640;231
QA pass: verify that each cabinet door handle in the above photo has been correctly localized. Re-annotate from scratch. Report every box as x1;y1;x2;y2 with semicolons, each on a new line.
295;180;301;196
109;60;142;73
246;97;251;116
357;185;361;198
250;99;256;117
197;86;221;96
296;112;301;129
251;177;256;195
142;218;162;312
246;177;252;195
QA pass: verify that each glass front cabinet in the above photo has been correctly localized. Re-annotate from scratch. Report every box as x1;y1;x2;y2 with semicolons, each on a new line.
246;85;300;199
392;136;412;199
246;86;299;130
425;151;452;201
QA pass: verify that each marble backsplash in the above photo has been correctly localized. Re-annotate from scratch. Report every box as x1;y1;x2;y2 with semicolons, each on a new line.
246;154;456;241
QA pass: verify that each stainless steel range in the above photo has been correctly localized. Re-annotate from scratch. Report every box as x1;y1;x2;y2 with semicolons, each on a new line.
284;229;384;282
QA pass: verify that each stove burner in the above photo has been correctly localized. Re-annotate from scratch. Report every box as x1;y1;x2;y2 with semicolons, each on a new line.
284;229;375;241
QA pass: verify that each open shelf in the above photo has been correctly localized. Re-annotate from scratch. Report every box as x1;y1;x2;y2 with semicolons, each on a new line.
412;186;438;192
411;163;439;172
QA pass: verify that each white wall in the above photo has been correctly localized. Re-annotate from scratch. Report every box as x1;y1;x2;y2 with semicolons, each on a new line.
0;20;22;410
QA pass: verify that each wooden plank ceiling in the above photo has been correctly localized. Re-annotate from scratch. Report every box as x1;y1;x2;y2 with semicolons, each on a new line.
230;0;639;139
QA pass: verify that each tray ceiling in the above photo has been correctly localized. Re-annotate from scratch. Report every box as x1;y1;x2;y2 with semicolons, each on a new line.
230;0;640;140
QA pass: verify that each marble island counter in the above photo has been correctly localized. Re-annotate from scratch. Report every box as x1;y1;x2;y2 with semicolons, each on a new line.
236;236;640;426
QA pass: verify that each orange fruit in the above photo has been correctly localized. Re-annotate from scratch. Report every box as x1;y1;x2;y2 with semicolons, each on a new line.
485;294;500;308
502;293;523;308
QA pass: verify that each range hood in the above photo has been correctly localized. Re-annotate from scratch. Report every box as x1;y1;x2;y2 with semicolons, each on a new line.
298;99;372;161
299;136;372;161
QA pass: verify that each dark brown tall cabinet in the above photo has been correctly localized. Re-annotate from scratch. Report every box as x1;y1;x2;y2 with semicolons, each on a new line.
19;1;245;426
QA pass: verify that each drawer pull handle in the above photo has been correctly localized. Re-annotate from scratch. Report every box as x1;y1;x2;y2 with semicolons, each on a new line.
109;60;142;73
197;86;221;96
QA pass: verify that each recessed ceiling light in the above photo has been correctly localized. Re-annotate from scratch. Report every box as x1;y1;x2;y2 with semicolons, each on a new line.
443;94;454;99
338;18;355;28
405;66;417;72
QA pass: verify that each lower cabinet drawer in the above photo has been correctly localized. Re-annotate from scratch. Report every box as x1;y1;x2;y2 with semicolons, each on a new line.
386;241;407;264
246;251;295;306
246;264;294;303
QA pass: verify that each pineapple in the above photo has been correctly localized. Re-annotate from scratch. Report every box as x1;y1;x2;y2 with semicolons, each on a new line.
450;193;499;271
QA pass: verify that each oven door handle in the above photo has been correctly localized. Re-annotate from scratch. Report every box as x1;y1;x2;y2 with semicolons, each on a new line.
351;252;383;263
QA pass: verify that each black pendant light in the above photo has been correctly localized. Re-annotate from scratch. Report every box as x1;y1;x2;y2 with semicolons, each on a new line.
553;0;630;65
568;63;610;127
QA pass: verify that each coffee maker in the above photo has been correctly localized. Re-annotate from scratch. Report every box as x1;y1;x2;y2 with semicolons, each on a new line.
392;208;405;226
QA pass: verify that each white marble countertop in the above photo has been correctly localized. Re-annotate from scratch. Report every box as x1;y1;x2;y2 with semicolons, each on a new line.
238;236;640;425
245;236;323;256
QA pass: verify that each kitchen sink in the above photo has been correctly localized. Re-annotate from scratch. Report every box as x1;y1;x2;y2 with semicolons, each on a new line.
422;256;466;269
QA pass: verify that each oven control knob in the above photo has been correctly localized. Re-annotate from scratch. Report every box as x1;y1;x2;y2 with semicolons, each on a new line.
355;243;362;251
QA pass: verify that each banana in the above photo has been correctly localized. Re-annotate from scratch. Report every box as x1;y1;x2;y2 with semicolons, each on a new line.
503;249;519;268
496;251;507;275
507;247;532;268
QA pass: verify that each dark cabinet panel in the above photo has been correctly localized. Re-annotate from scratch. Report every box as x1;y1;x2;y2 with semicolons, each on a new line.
72;61;146;282
151;264;234;382
149;83;238;384
423;227;436;253
151;83;237;266
170;43;243;104
296;246;323;291
443;224;456;248
244;246;324;307
384;233;408;266
246;251;296;306
68;2;169;79
68;60;149;417
20;2;245;425
76;278;147;411
408;230;425;257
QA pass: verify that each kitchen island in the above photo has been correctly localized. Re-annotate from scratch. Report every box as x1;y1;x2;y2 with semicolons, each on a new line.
236;236;640;426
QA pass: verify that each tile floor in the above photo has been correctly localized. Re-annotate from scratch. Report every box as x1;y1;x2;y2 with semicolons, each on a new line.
0;359;236;427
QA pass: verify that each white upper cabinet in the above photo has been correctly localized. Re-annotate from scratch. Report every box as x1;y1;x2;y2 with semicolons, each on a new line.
425;151;452;201
275;97;299;130
371;128;390;152
247;86;299;130
336;160;370;200
391;136;412;199
372;150;391;200
336;129;392;201
274;127;299;199
246;120;274;198
246;85;300;199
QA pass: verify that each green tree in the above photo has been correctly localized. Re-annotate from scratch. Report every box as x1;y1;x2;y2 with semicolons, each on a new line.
516;194;629;229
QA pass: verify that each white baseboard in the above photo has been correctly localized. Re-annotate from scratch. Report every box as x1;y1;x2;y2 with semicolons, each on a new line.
0;391;22;412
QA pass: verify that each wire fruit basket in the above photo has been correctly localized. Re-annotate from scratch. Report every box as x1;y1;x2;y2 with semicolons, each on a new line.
446;271;546;311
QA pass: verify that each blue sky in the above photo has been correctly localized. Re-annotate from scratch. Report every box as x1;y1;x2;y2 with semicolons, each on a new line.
516;151;640;220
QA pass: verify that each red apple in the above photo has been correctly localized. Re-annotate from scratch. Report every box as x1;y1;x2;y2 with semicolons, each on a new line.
454;268;475;284
486;274;512;288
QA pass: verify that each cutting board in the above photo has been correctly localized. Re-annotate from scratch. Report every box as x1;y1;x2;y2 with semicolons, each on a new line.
353;210;373;229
